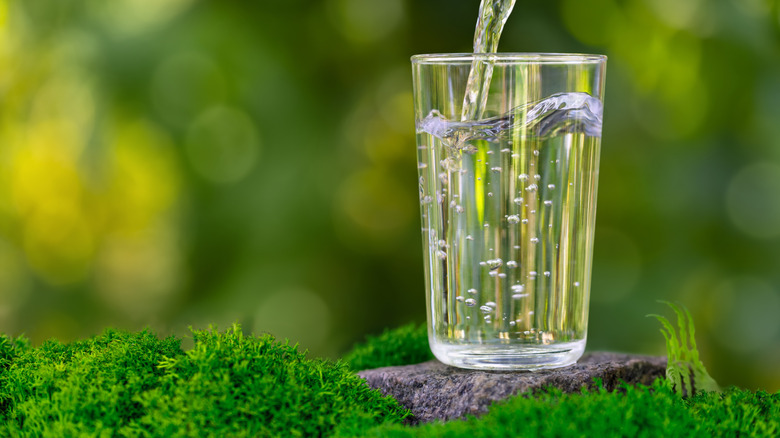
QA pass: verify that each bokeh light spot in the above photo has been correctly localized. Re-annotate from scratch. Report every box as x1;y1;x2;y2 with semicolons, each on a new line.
95;222;182;320
108;120;181;234
91;0;194;36
642;0;702;30
330;0;403;45
726;162;780;239
185;106;260;184
22;200;94;284
337;169;412;236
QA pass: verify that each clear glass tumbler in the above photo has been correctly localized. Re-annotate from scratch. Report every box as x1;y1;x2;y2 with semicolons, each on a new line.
412;53;607;370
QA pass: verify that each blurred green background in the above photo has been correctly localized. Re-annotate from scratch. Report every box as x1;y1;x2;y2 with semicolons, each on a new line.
1;0;779;391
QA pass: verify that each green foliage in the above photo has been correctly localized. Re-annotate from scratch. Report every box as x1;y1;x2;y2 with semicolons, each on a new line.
347;381;780;438
648;301;720;396
0;326;408;437
1;323;778;437
343;323;433;370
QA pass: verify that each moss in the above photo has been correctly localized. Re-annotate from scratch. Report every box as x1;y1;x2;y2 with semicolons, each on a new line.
347;381;779;438
1;323;778;437
343;323;433;370
0;325;408;437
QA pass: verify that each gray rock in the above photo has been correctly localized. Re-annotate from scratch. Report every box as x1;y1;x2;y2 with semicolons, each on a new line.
358;352;666;424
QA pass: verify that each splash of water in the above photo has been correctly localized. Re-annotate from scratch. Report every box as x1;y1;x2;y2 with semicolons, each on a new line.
420;92;603;149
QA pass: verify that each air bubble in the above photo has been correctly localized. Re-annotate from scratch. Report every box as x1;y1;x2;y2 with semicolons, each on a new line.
455;205;464;213
466;235;474;241
437;250;447;260
521;218;529;224
488;271;498;278
439;173;449;184
529;271;537;277
486;150;494;155
440;157;459;171
534;174;541;181
511;284;525;293
544;200;553;206
506;260;518;268
501;148;511;153
574;282;581;287
479;305;493;314
498;273;506;278
530;237;539;244
528;311;534;315
485;301;497;308
533;150;539;156
490;167;502;173
530;210;536;215
513;197;524;205
547;184;556;190
456;296;465;302
507;215;520;224
543;271;551;277
509;321;516;326
417;163;428;169
512;293;529;299
519;173;529;181
525;184;537;192
465;298;477;307
486;258;503;270
421;196;432;204
438;240;447;248
487;192;493;197
467;288;478;295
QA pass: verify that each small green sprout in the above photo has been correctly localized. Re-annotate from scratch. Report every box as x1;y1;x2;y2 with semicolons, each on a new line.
648;301;720;396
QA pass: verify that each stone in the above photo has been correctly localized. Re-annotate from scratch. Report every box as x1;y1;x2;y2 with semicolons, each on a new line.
358;352;666;424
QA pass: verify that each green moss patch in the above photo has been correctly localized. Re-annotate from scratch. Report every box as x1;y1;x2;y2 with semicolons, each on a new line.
0;323;778;437
343;323;432;371
349;381;779;437
0;326;408;437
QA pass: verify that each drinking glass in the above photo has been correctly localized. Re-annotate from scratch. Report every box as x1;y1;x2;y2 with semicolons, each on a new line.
412;53;607;370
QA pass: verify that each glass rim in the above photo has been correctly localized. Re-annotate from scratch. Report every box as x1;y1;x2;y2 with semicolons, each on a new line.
411;52;607;65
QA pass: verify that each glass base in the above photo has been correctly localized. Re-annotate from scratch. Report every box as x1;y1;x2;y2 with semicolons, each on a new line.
430;339;586;371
